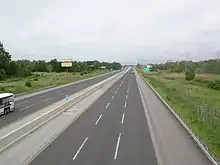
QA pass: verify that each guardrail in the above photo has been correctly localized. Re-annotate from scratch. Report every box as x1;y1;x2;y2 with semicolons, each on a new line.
0;70;126;153
139;73;219;165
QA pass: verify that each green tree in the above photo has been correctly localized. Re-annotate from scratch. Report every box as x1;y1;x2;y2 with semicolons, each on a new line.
0;42;11;76
185;68;195;81
0;68;6;80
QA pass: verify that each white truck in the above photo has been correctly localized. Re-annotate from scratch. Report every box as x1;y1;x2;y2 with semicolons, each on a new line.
0;93;15;115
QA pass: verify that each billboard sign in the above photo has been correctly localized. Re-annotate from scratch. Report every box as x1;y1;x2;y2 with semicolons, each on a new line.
60;59;73;67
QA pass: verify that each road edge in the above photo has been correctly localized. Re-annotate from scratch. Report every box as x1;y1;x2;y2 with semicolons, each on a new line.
135;73;163;165
15;70;119;100
138;71;219;165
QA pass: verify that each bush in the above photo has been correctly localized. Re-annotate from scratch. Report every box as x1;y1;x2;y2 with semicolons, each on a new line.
1;87;5;91
25;81;32;87
207;80;220;90
22;69;32;77
185;69;195;81
72;72;75;75
33;77;39;81
0;68;6;81
80;72;84;76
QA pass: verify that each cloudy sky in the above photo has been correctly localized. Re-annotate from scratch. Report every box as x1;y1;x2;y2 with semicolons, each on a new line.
1;0;220;64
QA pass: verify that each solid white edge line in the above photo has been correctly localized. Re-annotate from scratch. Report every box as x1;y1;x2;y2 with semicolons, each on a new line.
43;97;52;102
121;113;125;124
0;70;126;141
136;79;162;165
73;137;88;160
95;114;103;124
126;95;128;100
105;103;110;108
139;73;218;165
114;133;122;160
112;95;115;99
20;104;34;111
124;102;127;108
115;90;117;94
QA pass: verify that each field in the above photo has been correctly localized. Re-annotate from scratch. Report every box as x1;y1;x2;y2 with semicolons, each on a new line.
0;70;108;94
138;69;220;159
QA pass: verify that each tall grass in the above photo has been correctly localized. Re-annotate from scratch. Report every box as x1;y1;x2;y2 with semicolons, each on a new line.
141;72;220;159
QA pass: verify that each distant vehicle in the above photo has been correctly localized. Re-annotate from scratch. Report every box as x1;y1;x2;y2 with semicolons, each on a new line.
132;70;134;74
0;93;15;115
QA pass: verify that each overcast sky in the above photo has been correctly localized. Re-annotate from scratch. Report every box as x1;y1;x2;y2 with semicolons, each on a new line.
1;0;220;64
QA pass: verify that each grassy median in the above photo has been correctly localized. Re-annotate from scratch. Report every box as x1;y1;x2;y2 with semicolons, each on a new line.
137;69;220;159
0;70;109;94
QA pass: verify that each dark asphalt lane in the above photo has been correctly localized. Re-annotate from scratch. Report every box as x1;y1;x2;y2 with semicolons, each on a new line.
30;70;158;165
0;71;119;128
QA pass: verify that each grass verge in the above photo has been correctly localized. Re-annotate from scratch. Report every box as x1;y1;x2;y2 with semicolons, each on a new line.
0;70;110;94
137;69;220;160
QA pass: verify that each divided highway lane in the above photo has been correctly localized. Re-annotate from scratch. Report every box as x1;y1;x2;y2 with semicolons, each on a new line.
30;71;158;165
0;71;118;128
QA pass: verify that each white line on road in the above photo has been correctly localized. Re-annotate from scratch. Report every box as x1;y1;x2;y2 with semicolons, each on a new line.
124;102;127;108
117;87;119;90
114;133;122;160
95;114;103;124
20;104;34;111
115;90;117;94
121;113;125;124
112;95;115;99
126;95;128;100
44;97;52;102
16;101;27;106
73;137;88;160
39;95;47;98
105;103;110;108
60;92;66;95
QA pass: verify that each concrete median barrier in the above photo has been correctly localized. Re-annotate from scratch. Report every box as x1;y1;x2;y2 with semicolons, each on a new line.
0;69;128;153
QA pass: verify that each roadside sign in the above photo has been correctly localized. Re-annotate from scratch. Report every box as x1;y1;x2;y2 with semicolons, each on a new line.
144;68;150;72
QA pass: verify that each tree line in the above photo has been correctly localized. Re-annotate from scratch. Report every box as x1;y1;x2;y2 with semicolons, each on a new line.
0;42;122;80
148;59;220;74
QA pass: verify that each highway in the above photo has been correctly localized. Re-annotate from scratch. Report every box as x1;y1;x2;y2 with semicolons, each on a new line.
0;72;118;128
30;71;158;165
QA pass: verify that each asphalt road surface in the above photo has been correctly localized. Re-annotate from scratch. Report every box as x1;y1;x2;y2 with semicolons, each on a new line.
30;71;158;165
0;72;118;128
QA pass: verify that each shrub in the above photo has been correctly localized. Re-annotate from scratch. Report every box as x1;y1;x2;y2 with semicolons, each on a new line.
80;72;84;76
72;72;75;75
25;81;32;87
207;80;220;90
185;69;195;81
0;68;6;81
33;77;39;81
1;87;5;91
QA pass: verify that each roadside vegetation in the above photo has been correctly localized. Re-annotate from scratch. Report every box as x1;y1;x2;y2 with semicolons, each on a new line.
0;42;121;94
137;59;220;160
